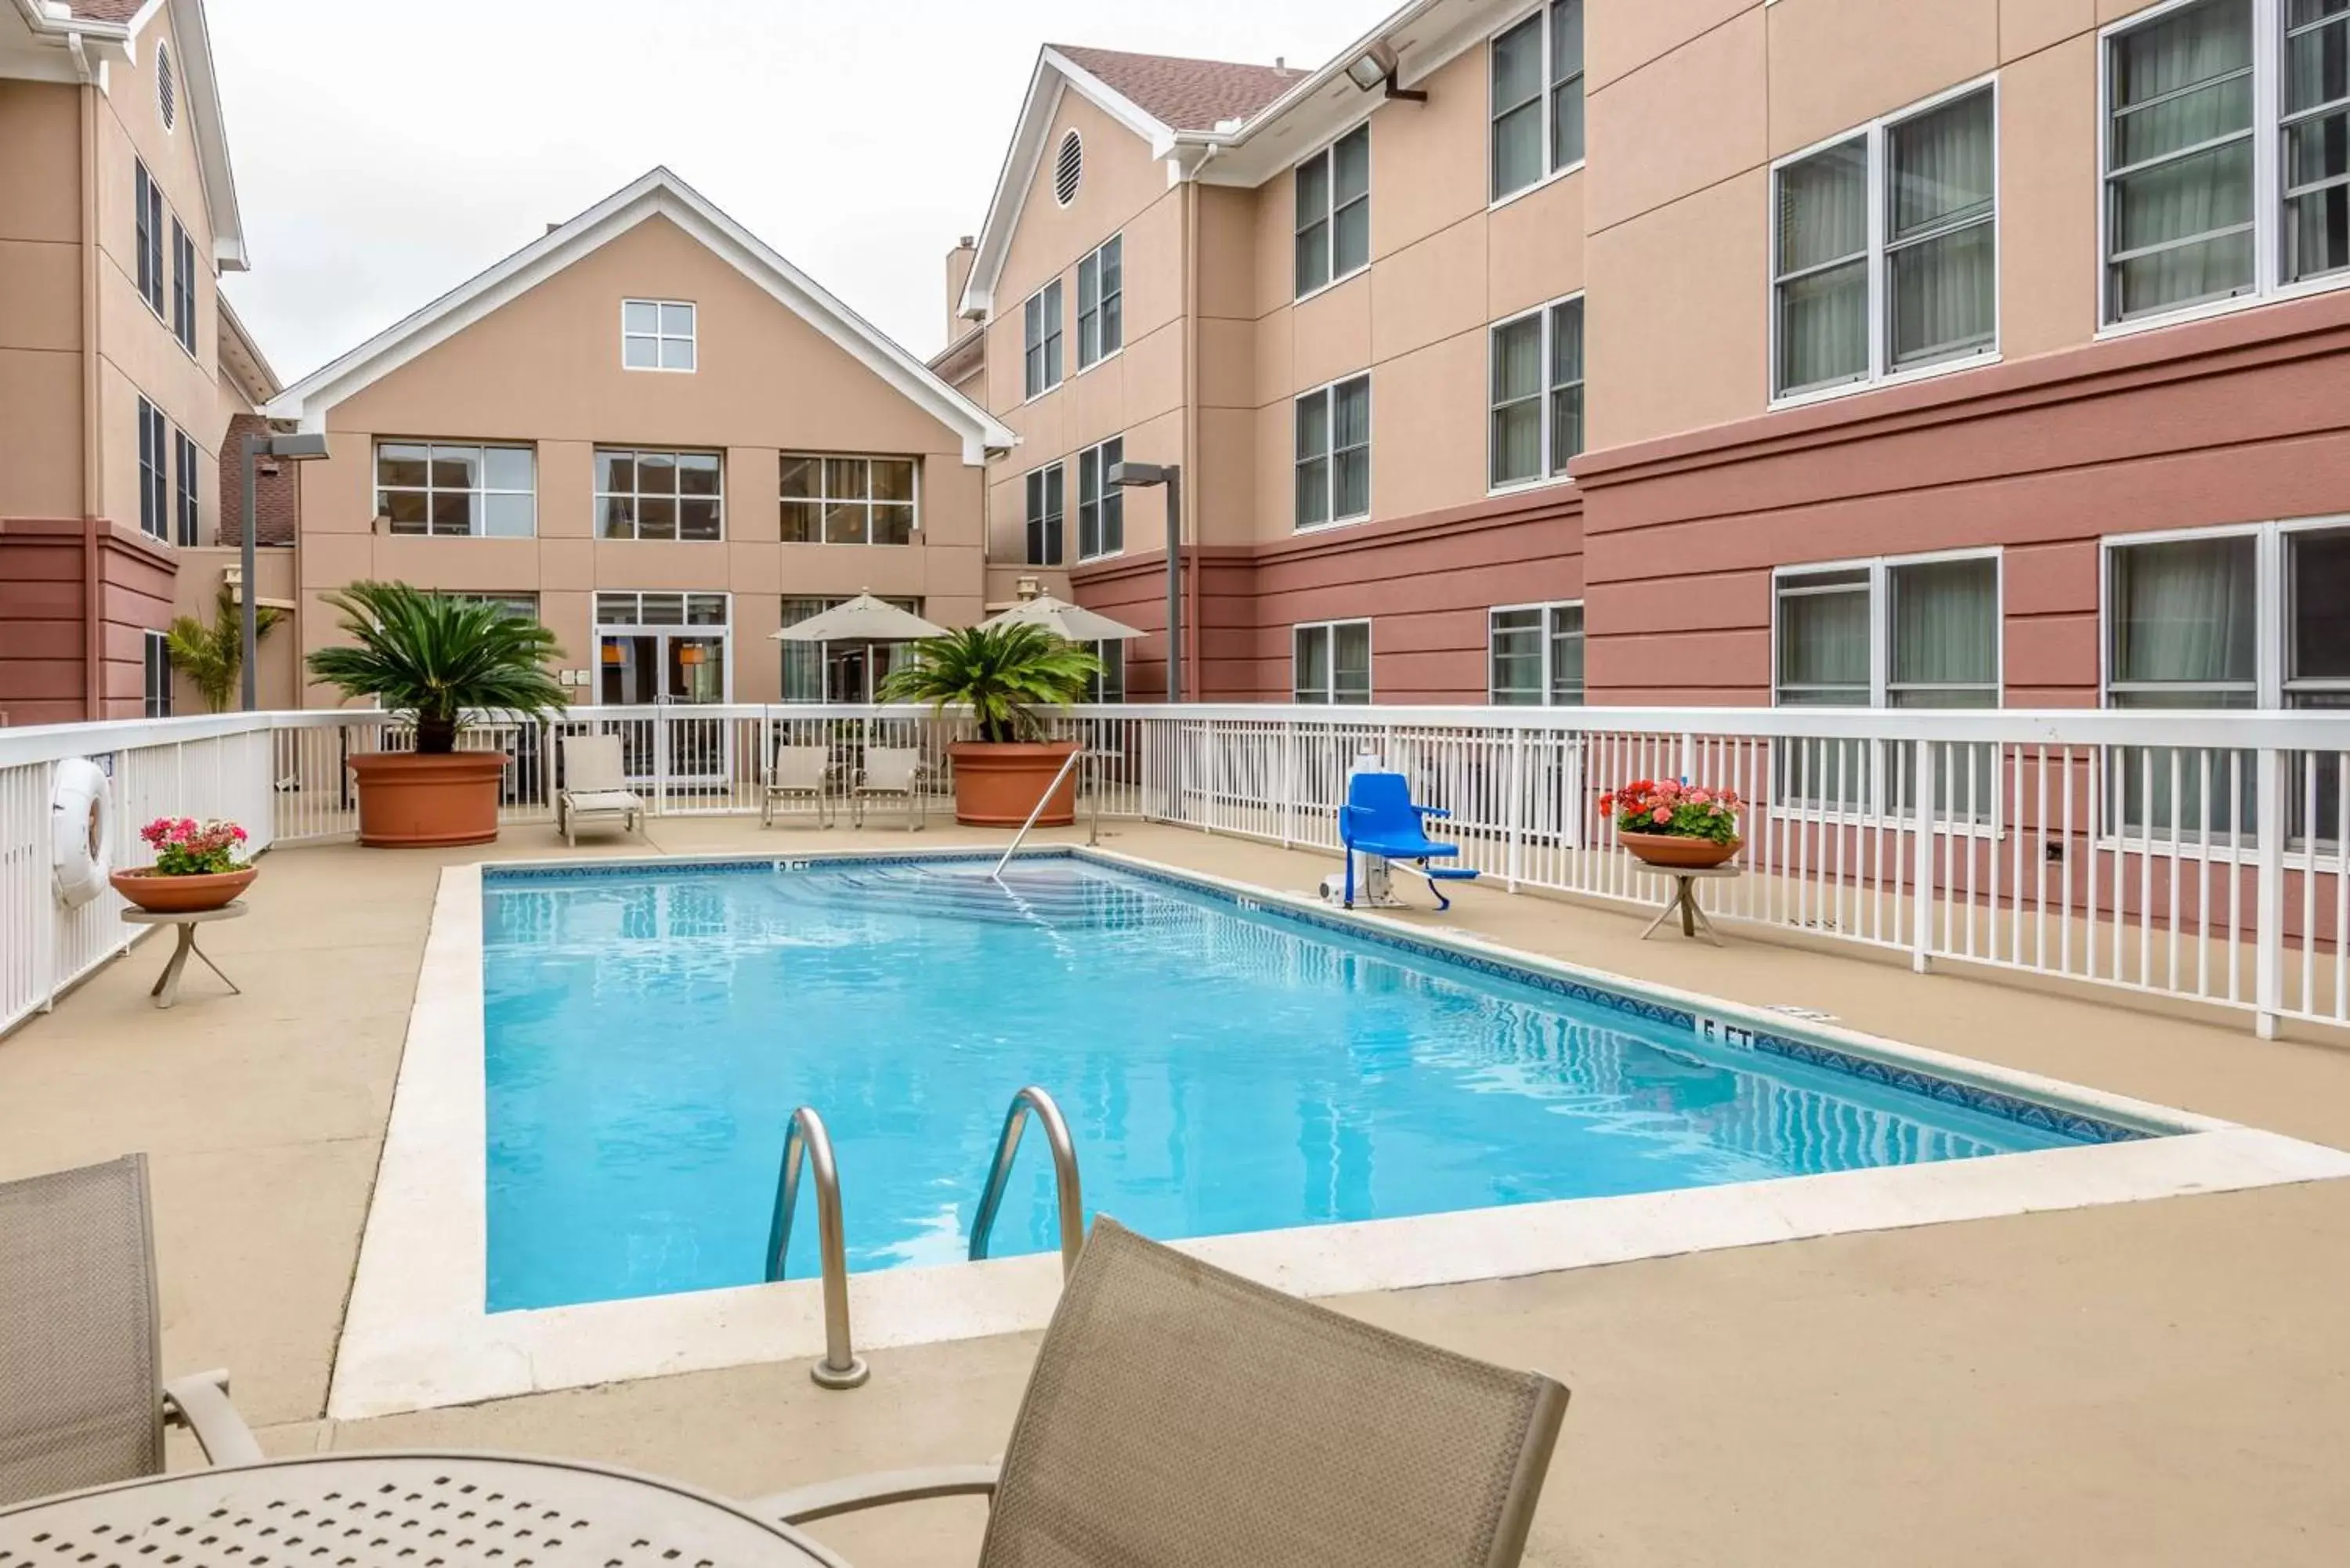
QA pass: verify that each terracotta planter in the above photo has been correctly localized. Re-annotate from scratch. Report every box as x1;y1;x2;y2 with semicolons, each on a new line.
1622;833;1742;870
110;866;257;914
949;740;1079;828
347;751;508;847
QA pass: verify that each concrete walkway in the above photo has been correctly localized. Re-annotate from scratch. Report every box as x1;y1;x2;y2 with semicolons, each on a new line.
4;815;2348;1566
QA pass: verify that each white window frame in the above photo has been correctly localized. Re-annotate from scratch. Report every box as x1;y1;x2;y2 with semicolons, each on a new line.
1293;120;1373;302
1488;0;1587;211
1768;74;2002;408
779;454;920;546
133;160;164;320
136;396;168;544
2097;0;2350;336
1025;461;1065;566
376;441;540;539
1076;437;1124;561
173;428;200;548
1022;279;1065;399
1294;373;1373;532
593;446;723;541
1086;638;1126;703
1487;601;1585;705
1487;292;1585;494
620;298;696;373
2097;516;2350;710
1292;618;1374;705
143;630;172;719
1076;233;1123;371
170;218;196;357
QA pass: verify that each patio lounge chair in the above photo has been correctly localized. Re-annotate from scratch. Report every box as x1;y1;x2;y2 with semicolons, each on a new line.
0;1154;263;1508
556;732;645;847
758;1216;1567;1568
852;746;924;832
1340;769;1481;911
763;742;834;829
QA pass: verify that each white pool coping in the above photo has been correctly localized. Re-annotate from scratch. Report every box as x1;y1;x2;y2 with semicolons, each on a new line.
330;847;2350;1420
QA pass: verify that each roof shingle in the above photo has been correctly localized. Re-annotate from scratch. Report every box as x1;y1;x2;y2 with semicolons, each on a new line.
65;2;147;22
1053;45;1306;132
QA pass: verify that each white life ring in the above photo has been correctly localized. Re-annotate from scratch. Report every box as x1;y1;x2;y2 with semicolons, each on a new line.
52;757;112;909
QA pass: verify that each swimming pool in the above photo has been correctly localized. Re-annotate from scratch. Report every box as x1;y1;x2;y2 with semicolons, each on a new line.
482;853;2139;1313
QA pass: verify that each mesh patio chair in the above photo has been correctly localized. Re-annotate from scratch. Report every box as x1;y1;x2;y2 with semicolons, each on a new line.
851;746;924;833
0;1154;262;1507
758;1216;1568;1568
763;742;834;829
556;733;645;847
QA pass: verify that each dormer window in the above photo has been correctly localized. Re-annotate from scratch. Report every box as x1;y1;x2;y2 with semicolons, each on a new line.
623;299;696;371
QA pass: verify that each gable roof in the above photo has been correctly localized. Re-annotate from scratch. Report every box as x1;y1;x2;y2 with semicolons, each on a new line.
1050;45;1302;133
265;167;1016;464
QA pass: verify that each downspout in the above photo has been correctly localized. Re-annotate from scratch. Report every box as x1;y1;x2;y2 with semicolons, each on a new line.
1180;157;1206;703
70;30;104;719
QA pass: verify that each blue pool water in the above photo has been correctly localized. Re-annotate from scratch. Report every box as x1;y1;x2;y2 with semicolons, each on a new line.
483;856;2113;1313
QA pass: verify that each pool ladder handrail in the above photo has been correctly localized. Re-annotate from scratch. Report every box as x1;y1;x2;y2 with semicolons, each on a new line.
968;1086;1086;1277
990;747;1103;880
765;1104;870;1389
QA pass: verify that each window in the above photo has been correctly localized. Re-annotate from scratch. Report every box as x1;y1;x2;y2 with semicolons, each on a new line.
143;630;172;719
1025;463;1065;565
1087;639;1126;703
780;456;916;544
1076;437;1124;559
377;443;537;537
1490;297;1584;487
596;591;728;626
1491;1;1585;202
1295;124;1371;297
1295;374;1371;529
454;593;540;622
133;161;164;316
2102;0;2350;323
1489;603;1585;705
1023;280;1064;397
1077;235;1123;367
621;299;696;370
1774;84;1998;398
170;219;196;354
173;430;199;547
136;397;168;542
595;448;721;540
779;594;920;702
1293;620;1372;704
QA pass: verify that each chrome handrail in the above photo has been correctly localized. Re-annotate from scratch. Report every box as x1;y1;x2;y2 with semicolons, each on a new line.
992;747;1090;879
967;1086;1086;1277
765;1105;869;1389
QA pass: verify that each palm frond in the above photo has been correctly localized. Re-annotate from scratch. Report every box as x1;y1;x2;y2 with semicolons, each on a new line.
161;583;284;713
876;623;1101;742
306;581;568;751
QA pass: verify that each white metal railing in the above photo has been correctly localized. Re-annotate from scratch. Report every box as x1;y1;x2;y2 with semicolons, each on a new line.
4;702;2348;1039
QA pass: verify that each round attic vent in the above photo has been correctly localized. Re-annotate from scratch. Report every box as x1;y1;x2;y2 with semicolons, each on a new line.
1054;129;1083;206
157;42;176;131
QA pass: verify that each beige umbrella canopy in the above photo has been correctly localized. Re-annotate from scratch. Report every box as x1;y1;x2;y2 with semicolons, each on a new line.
978;592;1146;642
769;592;947;643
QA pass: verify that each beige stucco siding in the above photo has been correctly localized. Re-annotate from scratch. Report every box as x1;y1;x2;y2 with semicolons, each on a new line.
0;81;85;521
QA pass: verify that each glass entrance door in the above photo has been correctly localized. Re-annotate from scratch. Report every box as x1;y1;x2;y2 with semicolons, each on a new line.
595;613;732;789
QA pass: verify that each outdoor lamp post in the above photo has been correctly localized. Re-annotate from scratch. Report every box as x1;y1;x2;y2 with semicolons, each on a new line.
240;432;328;711
1106;460;1182;704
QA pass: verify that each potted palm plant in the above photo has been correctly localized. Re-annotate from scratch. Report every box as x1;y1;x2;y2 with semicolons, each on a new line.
306;582;566;847
877;623;1099;826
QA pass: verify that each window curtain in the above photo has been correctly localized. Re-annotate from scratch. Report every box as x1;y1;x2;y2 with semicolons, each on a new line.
1294;627;1331;702
1491;15;1545;197
1888;92;1996;368
1491;317;1543;484
1776;140;1870;392
1333;622;1372;703
2286;0;2350;282
1296;391;1332;527
1548;605;1585;704
1332;378;1372;518
1490;609;1543;703
1549;0;1585;171
1888;558;1998;706
1777;578;1871;703
2110;535;2258;691
2107;0;2255;317
1549;301;1584;469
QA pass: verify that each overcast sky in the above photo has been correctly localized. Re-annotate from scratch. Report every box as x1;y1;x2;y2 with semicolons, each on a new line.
210;1;1367;385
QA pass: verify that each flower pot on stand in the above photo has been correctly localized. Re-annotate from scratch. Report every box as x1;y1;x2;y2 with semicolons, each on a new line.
347;752;508;847
1622;834;1742;870
948;740;1079;828
110;866;258;914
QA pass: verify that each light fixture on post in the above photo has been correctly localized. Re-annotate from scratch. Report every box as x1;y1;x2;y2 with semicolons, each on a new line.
240;431;329;711
1344;41;1424;103
1106;460;1184;703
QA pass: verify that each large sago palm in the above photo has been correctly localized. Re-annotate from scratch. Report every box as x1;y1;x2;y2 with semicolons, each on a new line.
877;623;1099;742
306;582;566;753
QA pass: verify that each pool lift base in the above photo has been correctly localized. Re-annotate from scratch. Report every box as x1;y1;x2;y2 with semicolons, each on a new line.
1322;853;1408;909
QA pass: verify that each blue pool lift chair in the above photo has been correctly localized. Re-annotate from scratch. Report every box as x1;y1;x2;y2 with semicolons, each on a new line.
1338;771;1481;912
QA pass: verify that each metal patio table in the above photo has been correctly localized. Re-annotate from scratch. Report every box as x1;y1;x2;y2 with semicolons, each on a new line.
0;1451;845;1568
1637;862;1742;945
118;904;247;1009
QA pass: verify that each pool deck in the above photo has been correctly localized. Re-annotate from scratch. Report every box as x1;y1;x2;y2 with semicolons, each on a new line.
6;813;2350;1566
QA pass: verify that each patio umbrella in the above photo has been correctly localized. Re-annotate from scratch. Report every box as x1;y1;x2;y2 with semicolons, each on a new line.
979;592;1146;642
769;592;947;643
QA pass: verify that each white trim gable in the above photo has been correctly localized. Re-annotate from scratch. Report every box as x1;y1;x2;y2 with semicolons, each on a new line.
956;48;1178;323
266;168;1016;464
